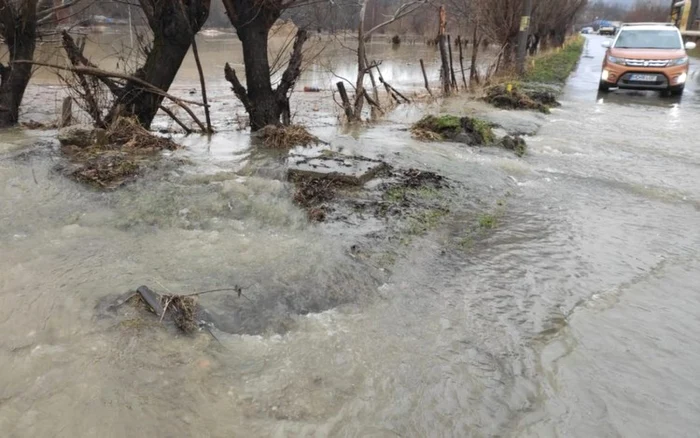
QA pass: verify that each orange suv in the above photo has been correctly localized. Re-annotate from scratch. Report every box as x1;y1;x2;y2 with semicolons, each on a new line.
599;23;696;96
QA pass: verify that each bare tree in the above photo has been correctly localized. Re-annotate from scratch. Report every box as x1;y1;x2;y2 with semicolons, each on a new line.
341;0;426;121
0;0;81;128
107;0;211;128
221;0;311;131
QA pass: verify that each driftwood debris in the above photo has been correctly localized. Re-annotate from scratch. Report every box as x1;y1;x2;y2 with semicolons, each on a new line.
111;285;251;334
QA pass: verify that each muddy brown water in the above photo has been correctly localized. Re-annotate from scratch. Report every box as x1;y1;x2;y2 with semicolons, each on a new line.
2;34;700;436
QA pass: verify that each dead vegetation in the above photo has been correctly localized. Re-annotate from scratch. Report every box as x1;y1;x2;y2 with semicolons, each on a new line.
290;175;344;222
107;117;179;152
255;124;320;148
61;117;180;189
482;83;560;113
113;285;250;335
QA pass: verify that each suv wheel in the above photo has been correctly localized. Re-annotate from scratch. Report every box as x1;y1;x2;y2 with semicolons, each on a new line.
669;86;684;97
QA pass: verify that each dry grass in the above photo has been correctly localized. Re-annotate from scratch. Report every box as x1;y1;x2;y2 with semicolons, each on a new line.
257;124;320;148
411;128;443;141
163;295;198;334
63;117;180;189
70;152;140;188
107;116;180;152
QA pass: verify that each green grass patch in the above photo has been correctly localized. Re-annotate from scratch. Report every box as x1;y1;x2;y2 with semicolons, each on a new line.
411;115;461;140
478;214;498;229
471;118;495;144
524;36;585;84
406;208;448;236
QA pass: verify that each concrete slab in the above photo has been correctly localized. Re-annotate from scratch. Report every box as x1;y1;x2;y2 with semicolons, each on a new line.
287;153;387;185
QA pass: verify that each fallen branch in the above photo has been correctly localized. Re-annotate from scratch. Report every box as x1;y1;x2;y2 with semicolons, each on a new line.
13;60;206;108
158;105;193;134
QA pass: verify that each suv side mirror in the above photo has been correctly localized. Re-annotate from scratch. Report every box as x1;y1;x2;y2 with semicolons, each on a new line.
686;41;697;50
601;41;611;49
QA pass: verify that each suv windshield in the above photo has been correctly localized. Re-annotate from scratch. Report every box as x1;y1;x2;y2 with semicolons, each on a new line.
614;29;682;49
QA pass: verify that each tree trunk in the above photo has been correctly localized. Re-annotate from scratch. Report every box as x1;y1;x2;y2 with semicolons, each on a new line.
222;1;308;131
238;18;281;130
437;6;451;95
108;0;210;129
351;0;369;121
0;4;37;128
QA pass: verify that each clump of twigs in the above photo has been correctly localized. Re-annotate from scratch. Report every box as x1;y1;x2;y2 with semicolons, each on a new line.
61;117;181;188
70;152;140;188
107;116;180;151
118;285;252;335
161;294;199;334
256;124;320;148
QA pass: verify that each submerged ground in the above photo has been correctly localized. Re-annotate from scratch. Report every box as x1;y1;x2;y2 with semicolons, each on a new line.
1;34;699;437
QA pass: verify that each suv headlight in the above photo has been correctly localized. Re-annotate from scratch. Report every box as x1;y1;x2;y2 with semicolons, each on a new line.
668;56;689;66
607;55;626;65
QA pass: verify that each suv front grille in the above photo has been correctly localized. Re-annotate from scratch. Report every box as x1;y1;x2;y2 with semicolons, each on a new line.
624;59;669;68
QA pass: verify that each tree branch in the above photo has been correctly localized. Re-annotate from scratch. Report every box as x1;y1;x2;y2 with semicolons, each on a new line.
224;62;252;115
365;0;426;38
37;0;83;25
62;31;123;97
275;29;308;100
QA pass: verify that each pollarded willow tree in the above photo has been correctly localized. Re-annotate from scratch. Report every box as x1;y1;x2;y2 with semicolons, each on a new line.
0;0;78;127
221;0;309;131
107;0;211;128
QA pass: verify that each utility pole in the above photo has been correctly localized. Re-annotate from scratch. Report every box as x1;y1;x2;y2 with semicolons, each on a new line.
517;0;533;75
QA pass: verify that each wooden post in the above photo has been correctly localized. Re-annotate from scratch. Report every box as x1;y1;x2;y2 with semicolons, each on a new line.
336;82;354;119
448;34;458;91
470;26;481;85
438;6;451;95
419;59;432;96
60;96;72;127
458;37;467;89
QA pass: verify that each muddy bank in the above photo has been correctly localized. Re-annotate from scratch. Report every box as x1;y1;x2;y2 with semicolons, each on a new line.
410;114;528;157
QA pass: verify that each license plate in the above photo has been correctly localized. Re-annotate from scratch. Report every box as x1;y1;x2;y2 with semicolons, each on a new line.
630;74;657;82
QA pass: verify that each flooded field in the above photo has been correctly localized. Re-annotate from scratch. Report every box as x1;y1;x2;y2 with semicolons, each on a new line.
1;34;700;437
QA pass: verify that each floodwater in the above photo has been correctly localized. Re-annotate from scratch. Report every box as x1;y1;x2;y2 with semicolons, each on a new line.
1;33;699;437
21;28;471;128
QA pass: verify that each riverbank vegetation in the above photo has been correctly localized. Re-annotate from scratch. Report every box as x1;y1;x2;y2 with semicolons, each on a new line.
523;36;585;84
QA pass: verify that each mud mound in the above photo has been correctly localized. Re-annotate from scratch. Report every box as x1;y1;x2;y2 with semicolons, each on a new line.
483;84;559;113
412;115;461;140
412;115;495;145
500;135;527;157
400;168;445;189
